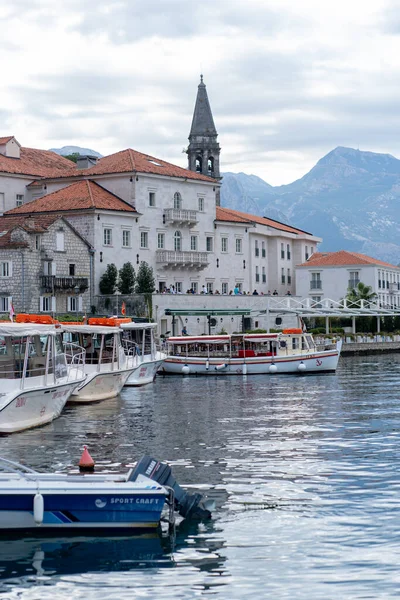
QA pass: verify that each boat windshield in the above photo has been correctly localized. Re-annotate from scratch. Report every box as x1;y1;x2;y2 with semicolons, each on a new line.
0;333;66;380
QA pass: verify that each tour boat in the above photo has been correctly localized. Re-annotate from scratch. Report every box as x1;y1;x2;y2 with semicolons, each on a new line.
0;454;212;532
62;325;136;402
162;329;342;376
0;322;85;433
120;322;166;386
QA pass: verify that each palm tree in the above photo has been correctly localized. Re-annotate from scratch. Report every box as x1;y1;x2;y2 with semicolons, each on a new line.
346;281;377;307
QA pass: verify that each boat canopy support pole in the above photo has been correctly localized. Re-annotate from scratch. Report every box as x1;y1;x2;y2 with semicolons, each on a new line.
325;316;329;334
377;316;381;333
352;316;356;334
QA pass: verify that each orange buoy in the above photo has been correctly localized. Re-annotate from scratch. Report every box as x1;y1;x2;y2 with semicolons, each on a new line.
78;445;95;472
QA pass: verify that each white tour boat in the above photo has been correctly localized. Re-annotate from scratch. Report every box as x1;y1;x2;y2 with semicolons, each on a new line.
0;322;85;433
62;325;136;402
162;329;342;376
120;322;166;386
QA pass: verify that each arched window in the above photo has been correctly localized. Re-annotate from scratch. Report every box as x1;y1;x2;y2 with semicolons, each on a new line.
174;192;182;210
195;156;202;173
207;156;214;174
174;230;182;251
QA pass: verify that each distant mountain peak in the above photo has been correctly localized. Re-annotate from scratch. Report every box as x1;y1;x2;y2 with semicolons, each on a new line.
50;145;103;158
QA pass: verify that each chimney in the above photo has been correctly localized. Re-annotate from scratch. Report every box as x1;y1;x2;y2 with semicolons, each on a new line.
76;155;98;170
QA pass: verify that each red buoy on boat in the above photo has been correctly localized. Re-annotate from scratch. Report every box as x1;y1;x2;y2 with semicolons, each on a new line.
79;445;95;472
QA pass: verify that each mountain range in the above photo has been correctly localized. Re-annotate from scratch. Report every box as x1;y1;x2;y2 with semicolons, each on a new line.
221;147;400;264
49;145;400;264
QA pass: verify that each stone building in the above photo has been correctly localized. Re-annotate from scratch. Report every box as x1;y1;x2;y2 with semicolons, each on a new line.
0;214;92;315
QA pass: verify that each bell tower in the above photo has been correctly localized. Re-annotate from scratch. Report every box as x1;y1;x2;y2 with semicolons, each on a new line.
187;75;221;204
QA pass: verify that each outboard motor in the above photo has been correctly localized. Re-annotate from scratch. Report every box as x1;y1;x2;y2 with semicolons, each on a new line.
130;455;213;520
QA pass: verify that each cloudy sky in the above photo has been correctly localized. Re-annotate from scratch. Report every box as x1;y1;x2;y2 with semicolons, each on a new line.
1;0;400;184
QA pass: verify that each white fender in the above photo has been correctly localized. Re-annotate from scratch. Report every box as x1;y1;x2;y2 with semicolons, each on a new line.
205;360;209;371
298;362;306;372
215;363;227;371
33;492;44;525
242;362;247;375
182;365;190;375
269;364;278;374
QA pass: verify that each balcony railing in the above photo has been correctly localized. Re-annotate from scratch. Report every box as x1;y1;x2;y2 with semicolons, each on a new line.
348;279;360;288
41;275;89;292
156;250;209;269
163;209;198;225
389;282;400;292
310;281;322;290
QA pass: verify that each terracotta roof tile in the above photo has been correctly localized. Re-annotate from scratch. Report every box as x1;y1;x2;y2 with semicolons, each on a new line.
6;180;137;215
0;146;75;177
216;206;313;235
0;136;14;145
0;214;61;249
297;250;400;269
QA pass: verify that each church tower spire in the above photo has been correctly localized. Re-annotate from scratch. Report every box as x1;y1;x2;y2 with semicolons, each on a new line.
187;75;221;203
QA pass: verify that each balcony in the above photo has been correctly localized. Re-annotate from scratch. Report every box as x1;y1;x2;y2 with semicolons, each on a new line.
41;275;89;292
389;282;400;292
348;279;360;288
156;250;209;270
310;281;322;290
163;208;198;226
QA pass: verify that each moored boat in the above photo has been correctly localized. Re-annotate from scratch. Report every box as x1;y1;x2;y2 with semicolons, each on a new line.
62;325;137;402
120;322;166;386
0;322;85;433
162;329;342;376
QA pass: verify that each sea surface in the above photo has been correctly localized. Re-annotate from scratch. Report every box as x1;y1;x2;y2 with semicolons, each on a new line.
0;354;399;599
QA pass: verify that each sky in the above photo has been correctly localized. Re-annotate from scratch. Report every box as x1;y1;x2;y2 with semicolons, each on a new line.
2;0;400;185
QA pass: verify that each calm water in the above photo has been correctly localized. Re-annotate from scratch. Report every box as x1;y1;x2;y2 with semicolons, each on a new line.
0;354;400;599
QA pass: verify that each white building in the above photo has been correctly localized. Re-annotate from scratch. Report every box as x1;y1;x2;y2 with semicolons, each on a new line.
296;250;400;308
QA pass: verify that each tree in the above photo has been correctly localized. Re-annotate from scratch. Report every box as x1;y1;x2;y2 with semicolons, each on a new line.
135;261;155;294
118;262;136;294
64;152;80;163
99;263;118;295
346;281;377;306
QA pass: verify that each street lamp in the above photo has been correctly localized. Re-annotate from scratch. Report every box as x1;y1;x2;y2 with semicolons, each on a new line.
74;285;80;320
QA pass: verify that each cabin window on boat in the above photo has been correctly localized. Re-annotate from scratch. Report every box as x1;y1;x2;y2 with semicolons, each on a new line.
0;261;11;278
292;337;300;350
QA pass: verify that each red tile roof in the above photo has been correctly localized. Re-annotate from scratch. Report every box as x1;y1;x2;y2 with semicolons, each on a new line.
48;148;217;183
216;206;313;235
297;250;400;269
0;146;75;177
0;214;61;248
0;136;14;145
6;180;137;215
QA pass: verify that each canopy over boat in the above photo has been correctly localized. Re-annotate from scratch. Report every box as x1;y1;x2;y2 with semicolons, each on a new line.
121;322;157;330
61;324;120;335
167;335;231;345
0;323;59;337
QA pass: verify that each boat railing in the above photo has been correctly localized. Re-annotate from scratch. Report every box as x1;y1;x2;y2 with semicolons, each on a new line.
0;457;39;477
122;339;141;357
64;342;86;381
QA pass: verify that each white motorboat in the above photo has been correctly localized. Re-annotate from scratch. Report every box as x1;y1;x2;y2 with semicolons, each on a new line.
162;329;342;376
120;322;166;386
62;325;136;402
0;322;85;433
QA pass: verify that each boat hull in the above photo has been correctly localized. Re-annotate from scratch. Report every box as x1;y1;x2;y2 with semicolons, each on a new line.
69;368;135;403
162;350;341;376
125;356;165;386
0;380;83;434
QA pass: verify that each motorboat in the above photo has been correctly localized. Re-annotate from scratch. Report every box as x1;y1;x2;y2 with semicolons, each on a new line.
0;455;212;533
62;324;136;402
162;329;342;376
0;322;85;433
120;322;166;386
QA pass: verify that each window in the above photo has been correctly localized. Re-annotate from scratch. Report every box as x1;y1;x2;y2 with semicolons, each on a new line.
0;262;11;278
103;228;112;246
122;230;131;248
281;267;285;284
68;296;82;312
206;237;213;252
43;261;56;276
40;296;56;312
262;241;266;257
0;296;11;312
221;282;228;295
56;231;65;251
149;192;156;207
310;272;321;289
16;194;24;207
191;282;198;294
174;230;182;251
175;282;182;293
0;193;4;212
310;246;314;255
174;192;182;210
287;269;291;285
221;237;228;252
305;245;309;261
255;241;259;257
157;233;165;249
198;198;204;211
255;266;259;282
349;271;359;288
281;243;285;259
206;282;213;294
69;264;75;276
140;231;148;248
235;238;242;253
190;235;198;251
287;244;291;260
262;267;266;283
35;235;41;250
